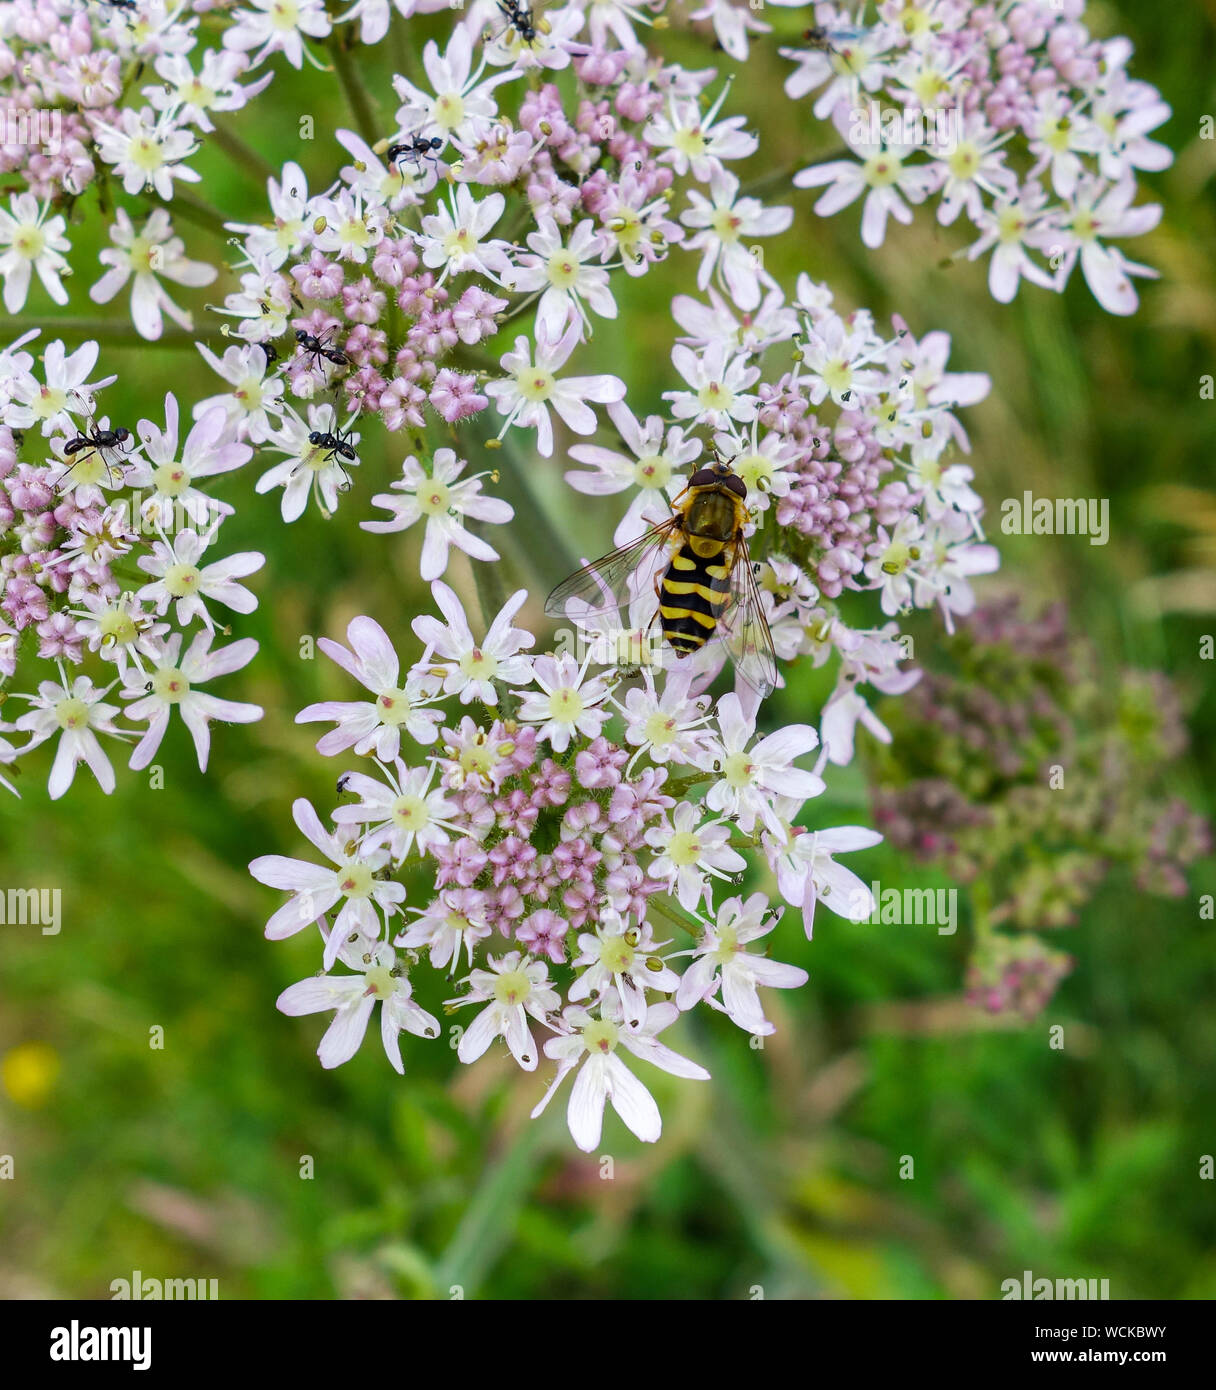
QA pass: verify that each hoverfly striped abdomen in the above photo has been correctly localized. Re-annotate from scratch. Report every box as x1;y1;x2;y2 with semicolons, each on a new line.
543;454;778;699
659;539;734;655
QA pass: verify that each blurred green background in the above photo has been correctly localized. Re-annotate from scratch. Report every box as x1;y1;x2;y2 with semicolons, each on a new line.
1;2;1213;1299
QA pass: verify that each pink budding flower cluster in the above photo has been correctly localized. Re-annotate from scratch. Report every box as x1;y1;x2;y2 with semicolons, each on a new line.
777;0;1171;314
0;333;264;801
251;600;886;1152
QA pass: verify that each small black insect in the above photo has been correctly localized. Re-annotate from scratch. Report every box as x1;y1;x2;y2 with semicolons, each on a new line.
294;327;349;373
258;340;279;367
308;414;360;491
63;426;131;457
802;23;868;54
96;0;139;10
308;424;358;464
386;135;444;167
494;0;545;45
56;394;133;491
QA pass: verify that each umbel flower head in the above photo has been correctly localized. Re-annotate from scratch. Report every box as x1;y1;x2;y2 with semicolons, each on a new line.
779;0;1171;315
0;343;264;802
252;587;882;1151
0;5;999;816
0;0;1177;1152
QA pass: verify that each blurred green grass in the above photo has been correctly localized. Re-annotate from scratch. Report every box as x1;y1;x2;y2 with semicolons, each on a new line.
0;3;1214;1299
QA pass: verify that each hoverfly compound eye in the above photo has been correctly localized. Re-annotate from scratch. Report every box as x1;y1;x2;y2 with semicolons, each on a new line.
690;467;718;488
725;474;747;499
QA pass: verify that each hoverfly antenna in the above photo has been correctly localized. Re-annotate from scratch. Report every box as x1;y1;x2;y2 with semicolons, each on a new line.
710;443;738;472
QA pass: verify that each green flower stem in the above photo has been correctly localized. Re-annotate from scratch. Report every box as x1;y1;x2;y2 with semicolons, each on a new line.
0;317;222;349
740;148;850;200
138;186;231;239
467;428;579;599
329;36;381;148
432;1105;564;1297
646;893;702;939
499;289;543;327
470;538;512;632
662;771;714;799
389;11;419;86
207;118;277;185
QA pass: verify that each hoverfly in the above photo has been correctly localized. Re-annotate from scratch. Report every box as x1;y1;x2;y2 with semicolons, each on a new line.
545;456;778;699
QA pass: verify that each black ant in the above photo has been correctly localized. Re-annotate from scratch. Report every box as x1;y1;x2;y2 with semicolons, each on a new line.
386;135;444;167
294;327;349;373
307;413;359;491
55;394;133;492
493;0;546;45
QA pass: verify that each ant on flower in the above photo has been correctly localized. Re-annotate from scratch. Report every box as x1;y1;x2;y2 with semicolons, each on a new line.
307;406;360;493
54;393;134;493
386;135;445;168
294;327;349;373
491;0;549;47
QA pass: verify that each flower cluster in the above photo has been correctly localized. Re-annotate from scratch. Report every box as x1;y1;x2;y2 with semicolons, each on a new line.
779;0;1171;314
865;598;1211;1018
0;334;263;800
0;0;266;332
0;2;1170;349
560;273;999;751
206;16;781;522
0;9;1003;807
0;1;1186;1142
251;599;888;1151
194;14;998;728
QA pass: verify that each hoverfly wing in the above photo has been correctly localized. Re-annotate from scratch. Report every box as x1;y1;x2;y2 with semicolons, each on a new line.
717;535;779;700
544;517;681;620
